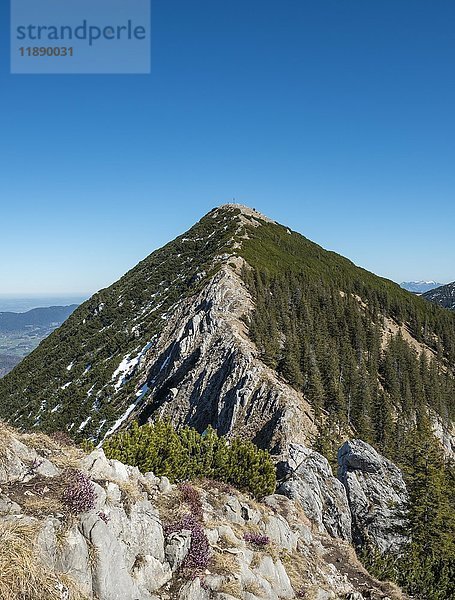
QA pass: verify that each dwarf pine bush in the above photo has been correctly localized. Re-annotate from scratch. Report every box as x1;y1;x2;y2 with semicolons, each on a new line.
103;420;276;498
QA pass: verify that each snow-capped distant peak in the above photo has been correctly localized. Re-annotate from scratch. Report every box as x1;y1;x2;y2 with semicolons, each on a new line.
400;281;444;294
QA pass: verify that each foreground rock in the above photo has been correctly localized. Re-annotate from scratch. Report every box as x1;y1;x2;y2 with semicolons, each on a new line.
277;443;352;541
0;425;404;600
337;440;408;555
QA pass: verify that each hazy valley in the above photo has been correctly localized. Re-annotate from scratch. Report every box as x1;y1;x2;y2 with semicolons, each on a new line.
0;304;78;377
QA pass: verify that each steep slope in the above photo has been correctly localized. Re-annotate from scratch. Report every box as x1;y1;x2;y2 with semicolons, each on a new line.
423;280;455;310
0;205;454;453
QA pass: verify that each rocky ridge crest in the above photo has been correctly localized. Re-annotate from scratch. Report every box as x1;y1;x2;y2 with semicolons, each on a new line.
134;261;315;452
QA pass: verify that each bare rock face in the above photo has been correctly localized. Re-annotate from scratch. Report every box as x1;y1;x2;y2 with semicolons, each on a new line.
135;264;316;453
276;443;352;541
337;440;408;555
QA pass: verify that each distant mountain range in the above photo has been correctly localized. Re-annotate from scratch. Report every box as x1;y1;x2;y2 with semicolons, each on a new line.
0;304;78;377
0;296;87;313
423;281;455;310
400;280;444;294
0;305;78;333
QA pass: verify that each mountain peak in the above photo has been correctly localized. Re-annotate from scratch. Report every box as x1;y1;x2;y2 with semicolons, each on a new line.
400;280;443;294
1;207;454;455
216;203;277;224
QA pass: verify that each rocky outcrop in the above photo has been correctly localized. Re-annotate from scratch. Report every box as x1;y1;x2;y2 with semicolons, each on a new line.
431;412;455;460
134;262;316;453
0;425;403;600
277;443;352;541
337;440;408;555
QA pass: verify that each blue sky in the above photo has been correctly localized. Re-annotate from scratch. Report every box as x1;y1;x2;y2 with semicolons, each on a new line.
0;0;454;295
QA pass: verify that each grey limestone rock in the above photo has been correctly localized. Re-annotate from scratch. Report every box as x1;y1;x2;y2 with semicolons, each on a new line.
165;529;192;571
0;426;407;600
277;443;352;541
338;439;408;554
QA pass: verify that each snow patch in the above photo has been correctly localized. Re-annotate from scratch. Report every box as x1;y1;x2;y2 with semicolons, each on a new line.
135;383;150;402
159;355;171;373
100;402;137;443
78;415;92;432
111;340;154;391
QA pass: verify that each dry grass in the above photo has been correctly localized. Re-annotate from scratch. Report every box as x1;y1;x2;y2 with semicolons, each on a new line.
21;494;66;516
22;431;84;470
250;551;261;569
86;539;100;570
117;480;142;510
138;477;157;499
0;520;89;600
5;474;68;518
218;578;243;596
54;516;78;550
280;549;312;594
217;526;243;547
155;487;188;524
244;579;264;595
0;421;15;463
21;432;64;455
211;550;241;576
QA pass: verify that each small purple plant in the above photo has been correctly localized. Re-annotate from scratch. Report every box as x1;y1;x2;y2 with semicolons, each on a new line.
296;588;307;598
62;470;96;515
183;520;210;571
164;513;210;573
243;532;270;547
179;483;203;522
97;511;110;524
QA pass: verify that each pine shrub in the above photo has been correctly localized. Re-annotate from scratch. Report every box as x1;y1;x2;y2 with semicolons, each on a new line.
103;420;276;498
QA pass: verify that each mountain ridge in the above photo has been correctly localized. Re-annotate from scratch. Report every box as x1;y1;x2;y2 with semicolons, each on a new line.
0;205;453;451
423;280;455;310
400;281;444;294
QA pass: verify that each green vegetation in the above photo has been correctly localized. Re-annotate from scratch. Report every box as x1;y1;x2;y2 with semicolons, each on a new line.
103;420;276;499
362;420;455;600
237;219;455;364
234;215;455;600
241;265;454;458
397;420;455;599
